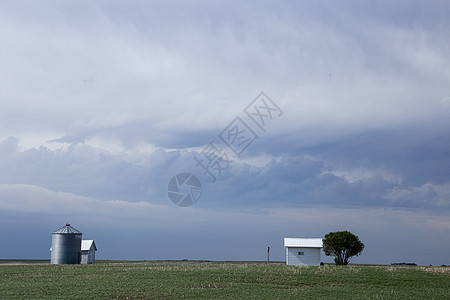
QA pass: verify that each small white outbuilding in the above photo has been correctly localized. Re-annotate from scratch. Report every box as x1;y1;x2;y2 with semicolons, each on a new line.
81;240;97;264
284;238;323;266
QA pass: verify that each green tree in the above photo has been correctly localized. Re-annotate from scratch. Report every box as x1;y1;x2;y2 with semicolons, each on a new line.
323;231;365;265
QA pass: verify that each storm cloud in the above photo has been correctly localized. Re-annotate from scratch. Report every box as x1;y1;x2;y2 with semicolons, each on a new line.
0;0;449;265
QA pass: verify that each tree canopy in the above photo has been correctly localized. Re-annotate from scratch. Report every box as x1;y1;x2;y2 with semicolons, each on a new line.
323;231;365;265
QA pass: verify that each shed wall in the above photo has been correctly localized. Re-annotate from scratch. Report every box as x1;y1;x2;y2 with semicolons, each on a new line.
81;248;95;264
286;247;321;266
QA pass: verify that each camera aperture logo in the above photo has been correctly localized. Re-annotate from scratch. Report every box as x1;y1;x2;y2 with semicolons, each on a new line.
167;92;282;207
167;173;202;207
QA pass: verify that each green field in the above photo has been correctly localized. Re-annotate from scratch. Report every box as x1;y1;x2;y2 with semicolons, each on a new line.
0;261;448;299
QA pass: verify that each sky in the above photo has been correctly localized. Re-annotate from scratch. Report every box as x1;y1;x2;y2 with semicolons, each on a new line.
0;0;449;266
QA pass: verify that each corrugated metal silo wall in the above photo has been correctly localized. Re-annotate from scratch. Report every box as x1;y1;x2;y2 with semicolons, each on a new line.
51;233;82;264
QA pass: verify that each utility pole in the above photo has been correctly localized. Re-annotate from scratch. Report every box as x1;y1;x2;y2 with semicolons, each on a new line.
267;246;270;264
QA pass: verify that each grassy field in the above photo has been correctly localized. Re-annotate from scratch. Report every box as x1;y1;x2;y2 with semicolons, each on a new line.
0;261;448;299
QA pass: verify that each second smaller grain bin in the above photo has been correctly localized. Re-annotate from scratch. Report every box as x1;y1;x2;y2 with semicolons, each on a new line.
50;224;82;264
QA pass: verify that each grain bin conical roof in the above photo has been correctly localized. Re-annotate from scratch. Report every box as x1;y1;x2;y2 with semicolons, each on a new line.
53;224;82;234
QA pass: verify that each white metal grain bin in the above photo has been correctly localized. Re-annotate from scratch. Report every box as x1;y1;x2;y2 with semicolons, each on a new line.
284;238;323;266
50;224;82;264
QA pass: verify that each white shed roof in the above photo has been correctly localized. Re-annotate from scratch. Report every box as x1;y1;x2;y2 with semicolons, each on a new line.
284;238;323;248
81;240;97;251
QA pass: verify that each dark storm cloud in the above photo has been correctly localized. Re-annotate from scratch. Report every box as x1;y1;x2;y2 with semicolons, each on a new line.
0;1;449;264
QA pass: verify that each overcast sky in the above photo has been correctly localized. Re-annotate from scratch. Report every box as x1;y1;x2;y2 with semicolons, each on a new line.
1;0;449;265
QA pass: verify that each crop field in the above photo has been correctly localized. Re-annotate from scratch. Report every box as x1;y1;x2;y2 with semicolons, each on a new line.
0;261;448;299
